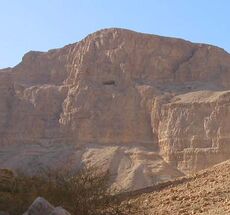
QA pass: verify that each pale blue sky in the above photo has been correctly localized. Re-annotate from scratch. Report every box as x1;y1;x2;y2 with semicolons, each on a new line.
0;0;229;68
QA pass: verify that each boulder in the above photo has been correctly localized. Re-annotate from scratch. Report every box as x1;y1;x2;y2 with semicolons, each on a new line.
50;207;71;215
24;197;54;215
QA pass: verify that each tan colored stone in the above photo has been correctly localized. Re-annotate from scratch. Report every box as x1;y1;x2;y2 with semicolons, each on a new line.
0;28;230;191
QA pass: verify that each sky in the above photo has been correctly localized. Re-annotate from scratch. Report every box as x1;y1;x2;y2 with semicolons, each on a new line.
0;0;229;68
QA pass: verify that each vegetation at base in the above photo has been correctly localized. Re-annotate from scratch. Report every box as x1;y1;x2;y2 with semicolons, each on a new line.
0;167;139;215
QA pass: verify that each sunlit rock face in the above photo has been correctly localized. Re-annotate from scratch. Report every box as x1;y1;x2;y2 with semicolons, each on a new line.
1;28;230;191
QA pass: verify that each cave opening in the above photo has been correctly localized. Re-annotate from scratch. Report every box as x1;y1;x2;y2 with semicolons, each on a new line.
102;80;116;85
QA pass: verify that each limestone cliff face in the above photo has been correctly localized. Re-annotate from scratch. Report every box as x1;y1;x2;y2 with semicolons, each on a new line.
152;91;230;173
1;28;230;191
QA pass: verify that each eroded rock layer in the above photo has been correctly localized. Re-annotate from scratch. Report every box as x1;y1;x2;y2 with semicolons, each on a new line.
1;28;230;191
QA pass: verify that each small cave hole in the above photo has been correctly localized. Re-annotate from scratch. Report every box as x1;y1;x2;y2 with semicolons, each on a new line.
102;80;116;86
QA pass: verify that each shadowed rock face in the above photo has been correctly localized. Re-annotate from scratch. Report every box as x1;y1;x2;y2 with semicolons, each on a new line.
1;28;230;191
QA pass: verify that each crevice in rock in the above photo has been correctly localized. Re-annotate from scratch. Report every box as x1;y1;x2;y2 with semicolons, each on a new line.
172;47;198;81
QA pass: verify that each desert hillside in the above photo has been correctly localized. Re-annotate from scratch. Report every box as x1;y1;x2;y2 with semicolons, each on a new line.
126;159;230;214
0;28;230;191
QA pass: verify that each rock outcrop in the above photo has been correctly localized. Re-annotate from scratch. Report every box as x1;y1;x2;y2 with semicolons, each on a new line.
153;90;230;174
23;197;70;215
0;169;15;191
0;28;230;191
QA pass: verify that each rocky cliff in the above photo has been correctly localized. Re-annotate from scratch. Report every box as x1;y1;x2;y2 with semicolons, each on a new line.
1;28;230;191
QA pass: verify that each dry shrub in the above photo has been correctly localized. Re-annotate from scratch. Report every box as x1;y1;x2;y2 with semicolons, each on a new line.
0;167;139;215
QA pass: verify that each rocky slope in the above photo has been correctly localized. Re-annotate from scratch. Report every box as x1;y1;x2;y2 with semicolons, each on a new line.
0;28;230;191
126;159;230;214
